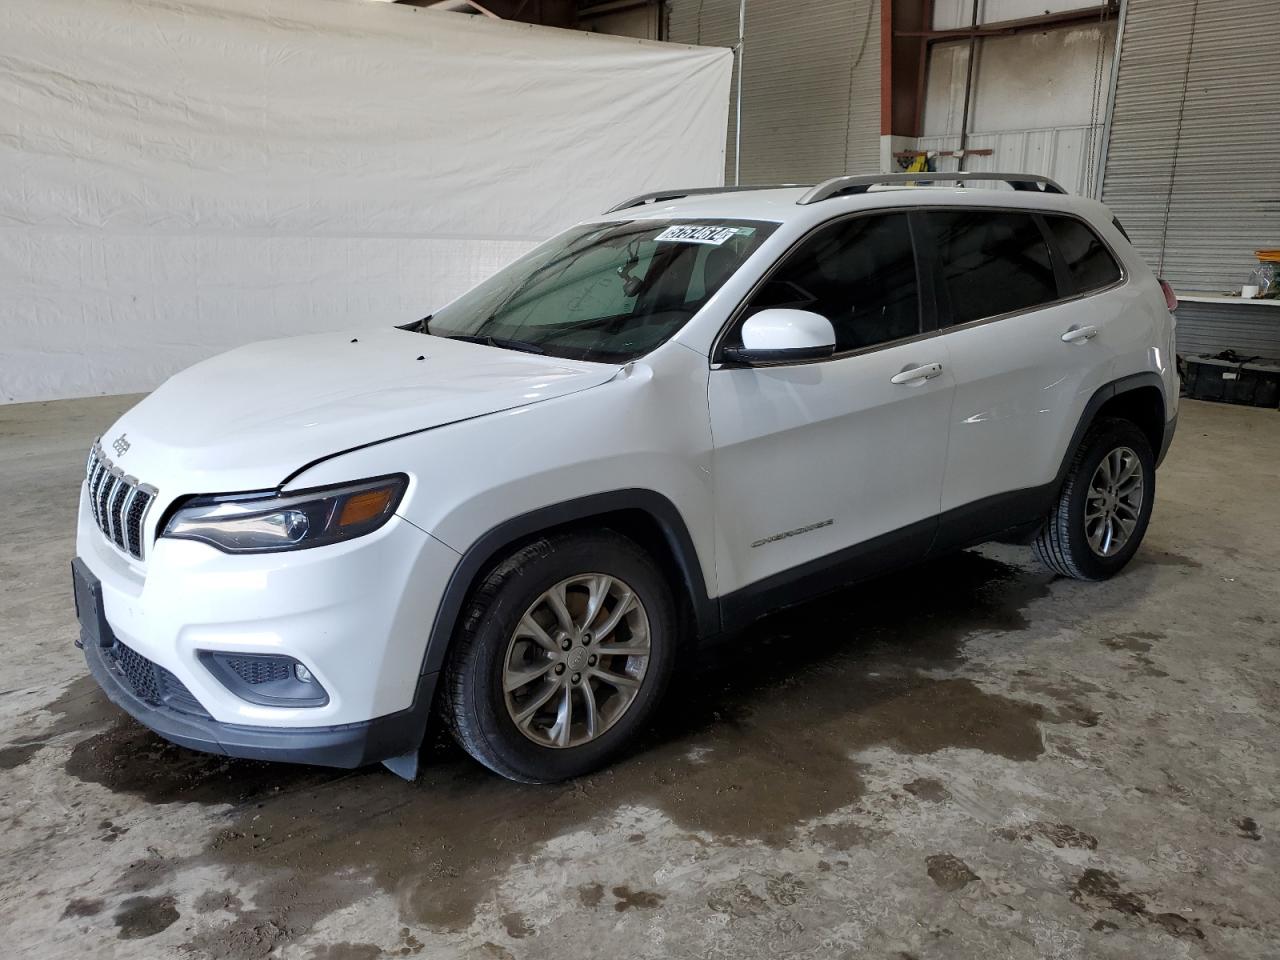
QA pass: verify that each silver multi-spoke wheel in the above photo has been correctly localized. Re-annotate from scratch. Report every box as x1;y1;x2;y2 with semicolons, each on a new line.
502;573;650;749
1085;446;1144;557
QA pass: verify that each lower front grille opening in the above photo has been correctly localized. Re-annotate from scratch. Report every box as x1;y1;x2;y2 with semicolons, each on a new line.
106;640;211;719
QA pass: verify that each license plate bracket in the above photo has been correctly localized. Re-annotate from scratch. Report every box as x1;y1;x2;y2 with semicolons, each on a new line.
71;559;112;649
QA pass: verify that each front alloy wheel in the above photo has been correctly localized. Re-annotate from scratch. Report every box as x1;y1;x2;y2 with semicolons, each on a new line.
442;531;676;782
503;574;651;748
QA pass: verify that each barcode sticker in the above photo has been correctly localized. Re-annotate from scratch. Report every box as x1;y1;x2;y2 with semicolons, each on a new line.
654;225;740;245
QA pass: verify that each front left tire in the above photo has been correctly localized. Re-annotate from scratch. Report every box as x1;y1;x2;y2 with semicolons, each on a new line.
441;530;676;782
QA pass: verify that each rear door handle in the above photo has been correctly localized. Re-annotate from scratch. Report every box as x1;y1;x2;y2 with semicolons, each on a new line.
1061;324;1099;343
890;362;944;385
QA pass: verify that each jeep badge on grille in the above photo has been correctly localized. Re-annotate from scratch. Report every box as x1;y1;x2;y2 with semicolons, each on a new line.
112;433;130;456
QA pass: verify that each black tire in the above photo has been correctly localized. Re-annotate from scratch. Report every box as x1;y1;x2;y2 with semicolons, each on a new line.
1033;417;1155;580
441;530;676;783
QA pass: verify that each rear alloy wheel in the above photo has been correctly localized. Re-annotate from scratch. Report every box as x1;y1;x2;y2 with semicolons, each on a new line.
443;531;675;782
1083;446;1145;558
1034;417;1155;580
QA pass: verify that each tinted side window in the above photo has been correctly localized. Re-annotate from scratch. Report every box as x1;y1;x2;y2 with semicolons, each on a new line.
927;211;1058;325
740;213;919;352
1046;215;1123;293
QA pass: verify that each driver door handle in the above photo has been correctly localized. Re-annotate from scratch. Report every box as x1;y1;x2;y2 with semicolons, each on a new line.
1061;324;1099;343
890;362;944;385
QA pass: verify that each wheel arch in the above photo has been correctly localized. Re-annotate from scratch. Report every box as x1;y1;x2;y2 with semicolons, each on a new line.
1055;372;1168;496
417;489;718;680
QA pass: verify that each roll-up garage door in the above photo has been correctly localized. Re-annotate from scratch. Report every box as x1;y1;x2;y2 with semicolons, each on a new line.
1101;0;1280;291
668;0;881;184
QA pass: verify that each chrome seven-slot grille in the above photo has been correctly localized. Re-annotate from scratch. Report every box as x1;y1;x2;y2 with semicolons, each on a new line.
85;443;157;560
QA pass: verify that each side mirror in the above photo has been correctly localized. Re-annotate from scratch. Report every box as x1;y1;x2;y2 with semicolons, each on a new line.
721;309;836;365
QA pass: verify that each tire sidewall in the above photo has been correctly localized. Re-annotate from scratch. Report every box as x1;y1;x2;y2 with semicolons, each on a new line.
459;534;676;781
1063;421;1155;578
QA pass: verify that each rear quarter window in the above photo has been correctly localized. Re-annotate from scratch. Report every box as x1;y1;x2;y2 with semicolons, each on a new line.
1045;215;1123;293
924;210;1059;325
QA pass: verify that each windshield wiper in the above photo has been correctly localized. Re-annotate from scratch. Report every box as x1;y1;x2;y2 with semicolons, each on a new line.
444;333;544;355
397;314;432;333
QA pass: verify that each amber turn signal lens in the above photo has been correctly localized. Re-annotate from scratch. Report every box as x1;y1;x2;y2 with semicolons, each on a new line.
338;487;395;527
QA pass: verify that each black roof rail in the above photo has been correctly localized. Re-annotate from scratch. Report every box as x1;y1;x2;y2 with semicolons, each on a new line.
797;172;1068;205
604;184;808;214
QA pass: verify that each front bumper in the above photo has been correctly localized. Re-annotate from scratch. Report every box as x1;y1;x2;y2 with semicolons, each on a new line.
75;477;460;729
74;557;436;768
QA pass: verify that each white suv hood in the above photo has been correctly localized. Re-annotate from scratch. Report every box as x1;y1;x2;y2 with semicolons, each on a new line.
101;329;619;494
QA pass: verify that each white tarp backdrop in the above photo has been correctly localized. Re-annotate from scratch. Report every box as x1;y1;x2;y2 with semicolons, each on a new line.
0;0;732;403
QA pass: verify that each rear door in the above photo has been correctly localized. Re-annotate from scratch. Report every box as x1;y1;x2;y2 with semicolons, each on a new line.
922;208;1125;546
708;211;954;619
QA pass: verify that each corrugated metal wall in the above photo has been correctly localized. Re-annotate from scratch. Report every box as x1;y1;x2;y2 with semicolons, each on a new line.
1101;0;1280;291
1174;302;1280;358
668;0;881;184
917;125;1103;195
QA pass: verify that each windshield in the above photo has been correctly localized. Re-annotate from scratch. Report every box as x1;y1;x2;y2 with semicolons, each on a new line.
413;218;777;363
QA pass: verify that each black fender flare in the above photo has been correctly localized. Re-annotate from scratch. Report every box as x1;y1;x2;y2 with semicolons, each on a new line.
1052;371;1169;493
417;488;718;680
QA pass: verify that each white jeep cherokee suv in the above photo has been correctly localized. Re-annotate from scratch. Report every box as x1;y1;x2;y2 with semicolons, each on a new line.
73;172;1178;782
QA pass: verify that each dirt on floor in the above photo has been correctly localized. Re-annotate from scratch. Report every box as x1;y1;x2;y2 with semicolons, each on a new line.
0;396;1276;959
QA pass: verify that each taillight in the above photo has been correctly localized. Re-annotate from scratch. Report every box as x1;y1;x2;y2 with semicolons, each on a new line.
1159;278;1177;312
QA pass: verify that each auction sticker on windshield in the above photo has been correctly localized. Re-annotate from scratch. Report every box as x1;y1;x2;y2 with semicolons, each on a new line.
654;225;743;245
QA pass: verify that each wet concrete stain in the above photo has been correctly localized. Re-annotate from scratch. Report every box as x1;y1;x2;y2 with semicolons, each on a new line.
707;882;770;919
98;819;128;842
925;854;978;891
195;889;245;914
996;821;1098;850
65;713;334;806
1070;868;1143;916
1100;631;1162;653
1100;631;1169;678
48;551;1090;957
763;872;804;905
1069;868;1204;941
61;896;104;919
114;854;175;894
306;945;382;960
576;882;604;907
0;673;120;771
1233;816;1261;840
810;820;882;849
113;893;179;939
1137;549;1202;569
498;911;534;938
0;742;43;770
903;777;950;803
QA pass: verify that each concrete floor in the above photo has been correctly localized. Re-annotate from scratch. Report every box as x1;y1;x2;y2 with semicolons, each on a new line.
1;395;1276;960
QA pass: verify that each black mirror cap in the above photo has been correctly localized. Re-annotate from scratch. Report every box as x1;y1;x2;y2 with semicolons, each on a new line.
720;343;836;367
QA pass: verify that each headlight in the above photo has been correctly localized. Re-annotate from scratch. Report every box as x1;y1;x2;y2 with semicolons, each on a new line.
162;475;407;553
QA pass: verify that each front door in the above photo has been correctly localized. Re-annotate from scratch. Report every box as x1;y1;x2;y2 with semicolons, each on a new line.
708;212;954;625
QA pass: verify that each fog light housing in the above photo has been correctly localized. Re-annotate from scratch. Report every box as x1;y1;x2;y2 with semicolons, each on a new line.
199;652;329;707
